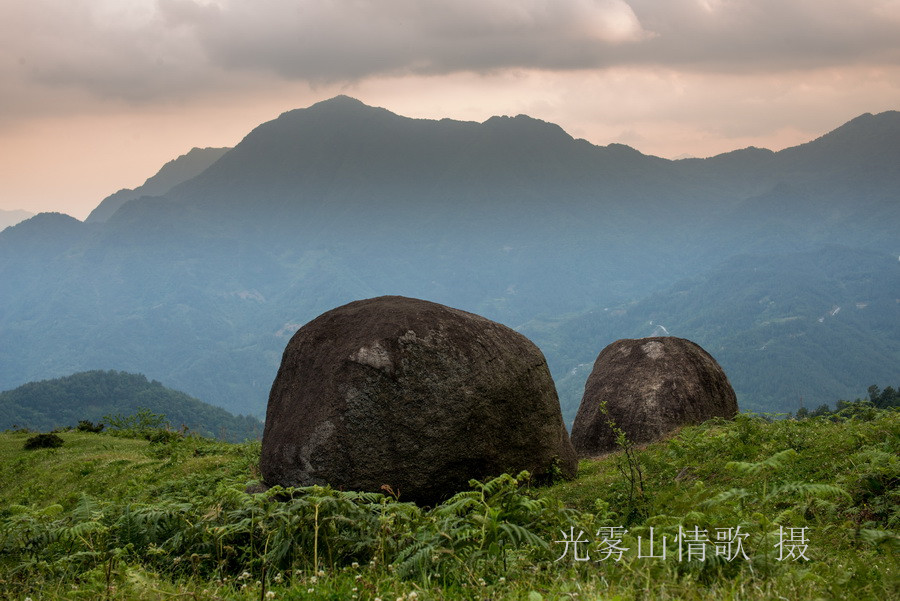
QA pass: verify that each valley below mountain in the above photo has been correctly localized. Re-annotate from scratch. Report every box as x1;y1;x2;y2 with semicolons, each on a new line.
1;97;897;422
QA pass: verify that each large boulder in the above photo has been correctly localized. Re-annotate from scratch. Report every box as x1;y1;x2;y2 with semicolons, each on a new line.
261;295;577;504
571;337;738;457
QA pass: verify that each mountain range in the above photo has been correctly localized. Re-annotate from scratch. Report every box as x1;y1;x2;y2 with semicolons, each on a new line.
1;96;897;423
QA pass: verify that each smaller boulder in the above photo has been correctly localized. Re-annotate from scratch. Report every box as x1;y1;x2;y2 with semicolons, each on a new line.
571;337;738;457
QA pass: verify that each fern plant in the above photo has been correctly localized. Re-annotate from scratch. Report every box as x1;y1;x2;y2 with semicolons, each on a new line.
394;471;576;584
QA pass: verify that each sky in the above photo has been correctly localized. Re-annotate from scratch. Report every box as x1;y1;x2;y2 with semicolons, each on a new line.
2;0;900;220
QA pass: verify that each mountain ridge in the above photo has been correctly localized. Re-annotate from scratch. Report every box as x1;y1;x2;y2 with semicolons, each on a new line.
1;98;897;418
86;146;230;223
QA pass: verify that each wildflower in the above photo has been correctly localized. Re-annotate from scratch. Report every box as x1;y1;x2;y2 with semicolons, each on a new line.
239;571;252;580
352;561;360;568
307;589;315;594
273;573;283;583
317;570;326;577
266;592;276;599
241;584;247;591
310;576;318;584
408;593;418;600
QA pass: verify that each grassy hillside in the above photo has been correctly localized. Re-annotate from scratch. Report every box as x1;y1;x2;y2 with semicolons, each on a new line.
1;407;896;600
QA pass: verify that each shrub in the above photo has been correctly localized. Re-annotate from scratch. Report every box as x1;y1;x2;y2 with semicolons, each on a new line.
23;433;64;450
103;408;170;439
76;420;105;433
146;429;182;444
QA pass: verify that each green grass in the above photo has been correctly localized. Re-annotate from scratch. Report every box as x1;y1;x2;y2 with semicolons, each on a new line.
0;431;259;510
1;408;897;600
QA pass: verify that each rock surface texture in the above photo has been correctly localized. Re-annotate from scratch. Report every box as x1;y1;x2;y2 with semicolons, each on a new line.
261;295;577;505
570;337;738;457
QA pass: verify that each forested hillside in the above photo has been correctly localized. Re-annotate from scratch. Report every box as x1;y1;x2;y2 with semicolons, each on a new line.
527;246;900;421
0;371;261;442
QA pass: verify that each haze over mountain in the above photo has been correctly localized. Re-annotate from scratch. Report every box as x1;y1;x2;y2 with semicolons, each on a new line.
526;245;900;421
1;97;897;422
86;147;230;223
0;209;34;231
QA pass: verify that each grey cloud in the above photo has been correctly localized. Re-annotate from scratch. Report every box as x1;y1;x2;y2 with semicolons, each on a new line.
3;0;899;107
622;0;900;71
161;0;651;81
162;0;900;81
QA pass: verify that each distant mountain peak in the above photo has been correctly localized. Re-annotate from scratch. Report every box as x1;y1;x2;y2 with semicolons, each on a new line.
86;146;230;223
0;211;88;254
279;95;396;121
776;109;900;166
832;110;900;137
7;211;81;229
481;113;575;144
311;94;369;108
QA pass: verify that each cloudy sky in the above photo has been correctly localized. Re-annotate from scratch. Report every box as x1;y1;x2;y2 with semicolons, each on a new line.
2;0;900;219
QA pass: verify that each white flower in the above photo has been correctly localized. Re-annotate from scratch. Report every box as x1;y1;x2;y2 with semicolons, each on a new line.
310;576;318;584
307;588;315;594
352;561;360;568
266;592;276;599
273;573;283;583
408;593;418;600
